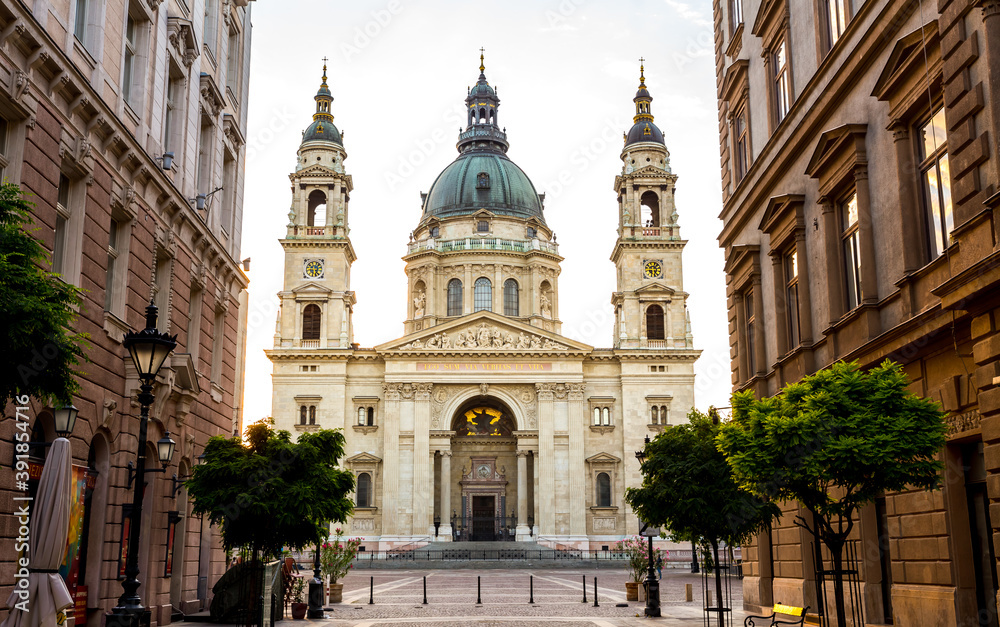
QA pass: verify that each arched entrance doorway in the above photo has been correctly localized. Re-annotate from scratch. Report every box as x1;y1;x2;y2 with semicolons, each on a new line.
449;397;518;541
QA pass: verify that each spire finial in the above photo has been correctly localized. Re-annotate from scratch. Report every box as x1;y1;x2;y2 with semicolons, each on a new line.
479;47;485;73
639;57;646;87
321;57;329;85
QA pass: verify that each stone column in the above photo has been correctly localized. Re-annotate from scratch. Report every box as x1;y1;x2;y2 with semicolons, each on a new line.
464;264;473;314
979;1;1000;203
665;301;673;343
734;292;748;381
413;383;433;537
821;198;843;325
493;264;503;313
752;273;766;377
890;124;924;273
771;253;788;356
439;451;453;541
854;164;878;307
794;228;814;346
515;449;531;541
536;383;556;537
381;384;402;540
567;383;587;545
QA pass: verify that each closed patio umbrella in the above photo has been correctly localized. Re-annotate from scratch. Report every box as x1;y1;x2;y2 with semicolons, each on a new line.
1;438;74;627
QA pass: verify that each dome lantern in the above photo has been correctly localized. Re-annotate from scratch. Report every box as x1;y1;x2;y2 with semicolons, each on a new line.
624;59;665;147
302;59;343;146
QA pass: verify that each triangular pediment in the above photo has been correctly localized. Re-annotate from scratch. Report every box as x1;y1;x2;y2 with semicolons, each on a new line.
345;452;382;465
295;163;340;177
291;281;333;295
376;310;593;354
634;282;677;295
586;452;621;464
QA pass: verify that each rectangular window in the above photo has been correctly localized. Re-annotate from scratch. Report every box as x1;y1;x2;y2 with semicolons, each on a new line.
827;0;849;47
211;308;225;384
203;0;219;60
226;29;240;96
123;13;137;106
477;220;489;233
730;0;743;31
163;68;185;158
784;249;800;349
74;0;89;41
221;152;236;236
52;175;71;275
841;192;862;310
104;219;120;311
773;40;790;123
734;107;749;181
187;285;203;364
197;119;214;194
0;116;9;181
918;107;953;258
744;288;755;375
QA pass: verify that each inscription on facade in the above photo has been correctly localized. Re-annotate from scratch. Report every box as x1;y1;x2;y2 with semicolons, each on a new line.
352;518;375;531
593;517;616;531
417;363;552;372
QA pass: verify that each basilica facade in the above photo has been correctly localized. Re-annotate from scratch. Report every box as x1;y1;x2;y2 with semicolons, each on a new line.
266;59;699;550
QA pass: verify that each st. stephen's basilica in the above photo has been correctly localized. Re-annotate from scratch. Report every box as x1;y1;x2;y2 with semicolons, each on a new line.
267;56;699;550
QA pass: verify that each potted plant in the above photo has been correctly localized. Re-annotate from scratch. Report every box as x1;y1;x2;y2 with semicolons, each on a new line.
320;528;363;603
613;536;658;601
289;577;307;619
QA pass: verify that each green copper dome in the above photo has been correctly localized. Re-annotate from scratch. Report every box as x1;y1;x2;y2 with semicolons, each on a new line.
421;152;544;222
302;119;342;145
420;53;545;225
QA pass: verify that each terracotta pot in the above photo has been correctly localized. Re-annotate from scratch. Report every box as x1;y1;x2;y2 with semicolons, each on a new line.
328;582;344;604
290;602;308;619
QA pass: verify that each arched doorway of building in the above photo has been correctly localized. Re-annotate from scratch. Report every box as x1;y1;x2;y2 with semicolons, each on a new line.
448;397;520;541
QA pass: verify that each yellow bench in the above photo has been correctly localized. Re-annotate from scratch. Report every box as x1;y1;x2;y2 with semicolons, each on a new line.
744;603;808;627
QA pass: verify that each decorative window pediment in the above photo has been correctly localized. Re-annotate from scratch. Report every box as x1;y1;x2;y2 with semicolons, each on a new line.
721;60;750;106
872;23;941;121
758;194;806;251
805;124;868;199
724;244;761;291
750;0;788;48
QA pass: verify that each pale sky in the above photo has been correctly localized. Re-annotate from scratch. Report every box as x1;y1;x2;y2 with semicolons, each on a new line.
239;0;731;424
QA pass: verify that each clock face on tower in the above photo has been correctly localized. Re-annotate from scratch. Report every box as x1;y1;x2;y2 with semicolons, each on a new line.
303;259;325;279
643;260;663;279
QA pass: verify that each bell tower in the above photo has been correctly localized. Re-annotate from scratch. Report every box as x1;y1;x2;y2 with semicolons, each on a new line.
274;62;357;350
611;61;692;350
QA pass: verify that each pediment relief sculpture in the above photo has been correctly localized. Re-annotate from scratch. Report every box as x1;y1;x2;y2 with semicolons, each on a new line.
398;321;568;351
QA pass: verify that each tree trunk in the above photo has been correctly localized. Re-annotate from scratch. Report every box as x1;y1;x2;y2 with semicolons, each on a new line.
712;540;725;627
829;538;847;627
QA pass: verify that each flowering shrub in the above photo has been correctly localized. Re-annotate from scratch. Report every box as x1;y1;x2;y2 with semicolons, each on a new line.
613;536;662;583
320;528;362;583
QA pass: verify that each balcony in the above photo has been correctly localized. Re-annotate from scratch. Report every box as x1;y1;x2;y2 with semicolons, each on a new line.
286;225;342;238
407;237;559;255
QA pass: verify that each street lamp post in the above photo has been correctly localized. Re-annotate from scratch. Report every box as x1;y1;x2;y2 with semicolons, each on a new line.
107;302;177;627
308;542;324;618
634;435;661;618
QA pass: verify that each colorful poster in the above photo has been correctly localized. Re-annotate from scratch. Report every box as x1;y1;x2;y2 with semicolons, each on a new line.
60;465;93;587
118;504;132;579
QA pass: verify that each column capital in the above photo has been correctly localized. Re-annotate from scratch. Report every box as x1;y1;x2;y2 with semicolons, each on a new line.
853;163;869;181
383;382;403;400
413;382;434;400
535;383;556;400
979;0;1000;19
515;449;531;457
439;450;452;457
567;382;586;400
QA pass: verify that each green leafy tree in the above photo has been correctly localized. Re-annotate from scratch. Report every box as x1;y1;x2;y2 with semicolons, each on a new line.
716;360;946;626
626;409;779;626
187;419;356;561
0;183;88;406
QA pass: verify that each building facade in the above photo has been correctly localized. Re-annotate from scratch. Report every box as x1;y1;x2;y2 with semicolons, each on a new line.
714;0;1000;624
268;60;700;550
0;0;254;625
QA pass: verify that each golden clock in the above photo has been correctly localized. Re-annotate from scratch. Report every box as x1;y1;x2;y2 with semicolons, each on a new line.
643;260;662;279
304;259;324;279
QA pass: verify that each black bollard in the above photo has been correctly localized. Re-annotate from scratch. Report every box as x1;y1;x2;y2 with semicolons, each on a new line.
529;575;534;604
477;576;482;604
423;576;427;605
368;576;374;605
582;574;587;603
593;577;599;607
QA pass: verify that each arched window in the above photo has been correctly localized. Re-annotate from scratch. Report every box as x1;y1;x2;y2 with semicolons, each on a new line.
307;190;327;227
300;406;307;425
602;407;611;426
646;304;665;340
356;472;372;507
503;279;519;316
650;406;659;424
366;407;374;425
593;407;601;426
447;279;463;316
660;406;668;425
309;406;316;425
358;407;366;425
640;191;660;226
302;304;321;340
596;472;611;507
479;107;486;123
474;277;492;312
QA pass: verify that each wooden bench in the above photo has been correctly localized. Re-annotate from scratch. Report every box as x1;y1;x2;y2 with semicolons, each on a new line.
744;603;809;626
